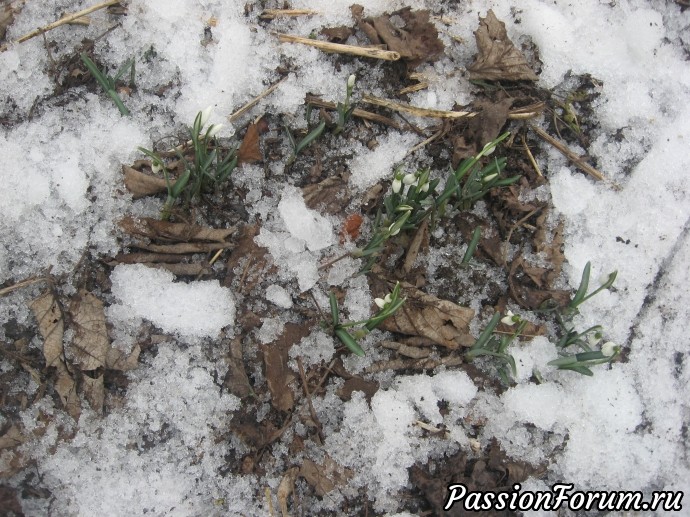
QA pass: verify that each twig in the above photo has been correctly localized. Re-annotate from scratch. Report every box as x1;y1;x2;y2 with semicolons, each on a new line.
260;9;318;20
362;94;475;119
503;207;542;266
522;133;542;177
305;95;402;130
406;124;447;156
0;276;49;297
296;357;324;443
529;123;605;181
276;33;401;61
398;82;428;95
228;76;287;122
0;0;121;52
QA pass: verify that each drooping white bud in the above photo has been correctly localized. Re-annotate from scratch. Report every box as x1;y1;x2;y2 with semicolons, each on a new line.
374;298;386;309
207;124;223;138
347;74;356;89
402;173;416;186
199;106;213;128
501;310;517;326
392;178;402;194
601;341;619;357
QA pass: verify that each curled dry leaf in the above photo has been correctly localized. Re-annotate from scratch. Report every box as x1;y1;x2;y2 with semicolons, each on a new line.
30;291;63;368
120;216;234;243
277;466;299;517
105;343;140;371
261;323;310;412
302;176;352;215
509;254;570;309
122;165;168;199
374;281;475;349
451;97;514;163
467;10;539;81
69;290;109;371
223;337;253;399
300;456;354;497
352;5;444;68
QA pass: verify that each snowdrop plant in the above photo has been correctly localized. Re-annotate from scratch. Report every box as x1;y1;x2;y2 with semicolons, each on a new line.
545;261;620;375
328;282;404;356
466;311;526;384
139;107;237;220
333;74;357;136
437;132;520;212
80;53;135;116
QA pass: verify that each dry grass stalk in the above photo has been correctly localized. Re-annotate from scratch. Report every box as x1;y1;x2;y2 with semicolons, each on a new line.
0;0;121;52
529;123;605;181
276;33;401;61
363;94;475;119
305;94;401;129
259;9;318;20
229;76;287;122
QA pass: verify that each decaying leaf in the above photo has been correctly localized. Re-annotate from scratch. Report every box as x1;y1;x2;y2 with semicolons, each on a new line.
276;466;299;517
30;291;64;368
372;280;475;348
55;362;81;421
300;456;354;496
320;26;353;43
82;373;104;414
69;290;109;371
301;176;352;215
238;118;267;165
223;337;253;398
0;1;21;43
402;218;429;275
0;426;26;450
509;254;570;309
336;376;379;402
120;216;235;243
105;343;140;371
224;224;273;292
452;97;514;163
467;10;539;81
381;340;431;359
352;5;444;68
533;211;565;279
261;323;310;412
122;165;168;199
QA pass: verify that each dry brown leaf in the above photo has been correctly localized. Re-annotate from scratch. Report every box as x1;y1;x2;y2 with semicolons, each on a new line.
403;218;429;274
237;118;266;165
120;216;234;243
69;291;109;371
223;337;253;398
105;343;140;371
82;373;104;414
300;456;354;496
320;26;353;43
30;291;63;368
452;98;514;163
381;340;430;359
467;10;539;81
0;485;24;516
509;254;570;309
0;1;21;43
353;5;444;68
261;323;310;412
0;425;26;450
374;281;475;348
122;165;168;199
55;362;81;421
336;376;379;402
301;176;352;215
277;466;299;517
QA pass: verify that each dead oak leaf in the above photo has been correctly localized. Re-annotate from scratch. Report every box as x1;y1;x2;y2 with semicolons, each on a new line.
69;290;109;371
30;291;64;368
467;10;539;81
374;281;475;349
300;456;354;496
55;361;81;421
122;165;167;199
82;373;104;414
353;5;444;68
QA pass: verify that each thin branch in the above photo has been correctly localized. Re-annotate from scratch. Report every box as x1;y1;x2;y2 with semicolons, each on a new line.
228;76;287;122
276;33;400;61
1;0;121;52
305;95;401;130
260;9;318;20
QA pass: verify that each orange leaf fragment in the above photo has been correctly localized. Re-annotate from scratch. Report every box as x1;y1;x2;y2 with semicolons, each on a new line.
339;213;363;244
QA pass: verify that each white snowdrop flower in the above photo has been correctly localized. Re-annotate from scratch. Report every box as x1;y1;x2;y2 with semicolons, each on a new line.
601;341;618;357
420;181;430;192
588;332;602;346
402;173;416;185
482;141;496;155
388;223;400;236
598;272;613;284
347;74;356;89
374;297;386;309
151;162;162;174
483;173;498;182
199;106;213;128
207;124;223;138
501;310;517;326
392;178;402;194
396;204;413;212
384;293;392;304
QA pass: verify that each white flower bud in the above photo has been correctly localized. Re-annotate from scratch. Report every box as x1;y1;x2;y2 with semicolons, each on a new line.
402;173;416;185
601;341;619;357
482;141;496;155
207;124;223;138
384;293;392;304
501;310;517;326
151;162;162;174
420;181;430;192
392;178;402;194
374;298;386;309
347;74;356;89
199;106;213;128
388;223;400;236
483;173;498;183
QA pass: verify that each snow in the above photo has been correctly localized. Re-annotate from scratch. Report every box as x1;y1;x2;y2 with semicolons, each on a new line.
110;264;236;339
1;0;690;514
